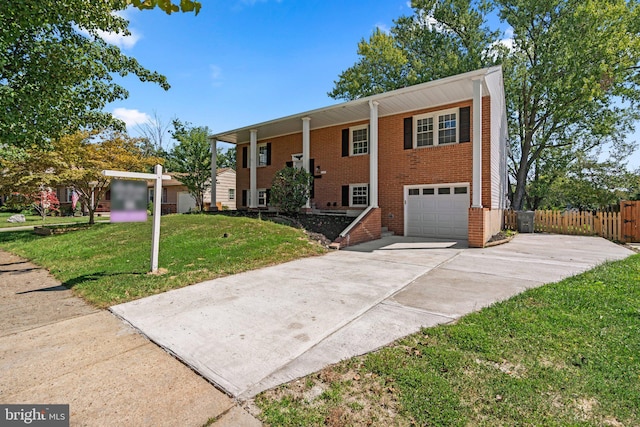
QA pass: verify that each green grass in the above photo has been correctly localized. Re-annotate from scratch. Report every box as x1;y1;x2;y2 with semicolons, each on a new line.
0;212;95;228
0;214;325;307
255;254;640;426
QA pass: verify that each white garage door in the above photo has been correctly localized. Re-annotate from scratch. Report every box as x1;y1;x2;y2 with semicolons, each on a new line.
405;184;469;239
177;192;196;213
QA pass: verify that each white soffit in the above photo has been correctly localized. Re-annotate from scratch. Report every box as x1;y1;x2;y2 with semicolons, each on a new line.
212;66;501;145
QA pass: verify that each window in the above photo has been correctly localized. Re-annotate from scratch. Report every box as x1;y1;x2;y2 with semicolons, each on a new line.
162;188;168;204
408;188;420;196
416;117;434;147
423;188;435;195
258;143;268;166
65;188;75;203
438;187;451;195
257;189;267;207
454;187;468;194
229;189;235;200
148;188;154;203
350;184;368;207
438;113;457;144
414;109;458;147
351;125;369;155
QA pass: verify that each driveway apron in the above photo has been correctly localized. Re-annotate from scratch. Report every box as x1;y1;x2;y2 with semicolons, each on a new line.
110;234;633;400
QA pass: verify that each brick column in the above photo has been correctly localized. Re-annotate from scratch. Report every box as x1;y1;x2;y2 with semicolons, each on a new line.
468;207;488;248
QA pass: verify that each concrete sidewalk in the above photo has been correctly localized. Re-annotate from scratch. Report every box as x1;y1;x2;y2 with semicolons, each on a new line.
111;234;633;401
0;251;258;427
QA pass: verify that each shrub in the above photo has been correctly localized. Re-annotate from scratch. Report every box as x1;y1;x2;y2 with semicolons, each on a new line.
270;167;313;215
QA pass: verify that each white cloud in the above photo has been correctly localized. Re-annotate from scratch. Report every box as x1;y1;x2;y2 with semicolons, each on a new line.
210;65;223;87
112;108;151;129
77;10;141;50
375;23;390;34
498;27;515;51
94;28;141;49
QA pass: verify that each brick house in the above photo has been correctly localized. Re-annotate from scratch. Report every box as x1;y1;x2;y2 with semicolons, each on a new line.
210;66;508;248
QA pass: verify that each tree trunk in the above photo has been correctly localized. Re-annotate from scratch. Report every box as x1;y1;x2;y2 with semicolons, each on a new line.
88;207;95;225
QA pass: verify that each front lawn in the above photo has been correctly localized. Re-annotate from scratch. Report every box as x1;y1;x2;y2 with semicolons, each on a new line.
255;254;640;426
0;212;94;228
0;214;325;307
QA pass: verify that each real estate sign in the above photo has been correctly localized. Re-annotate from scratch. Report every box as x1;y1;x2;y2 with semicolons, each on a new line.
110;179;148;223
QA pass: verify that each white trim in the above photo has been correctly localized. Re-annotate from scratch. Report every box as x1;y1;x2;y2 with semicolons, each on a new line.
257;142;268;167
349;124;369;156
257;188;267;207
211;66;501;144
250;129;257;208
369;100;379;208
340;205;375;238
403;183;470;237
472;79;483;207
349;183;369;207
413;107;459;148
210;140;217;209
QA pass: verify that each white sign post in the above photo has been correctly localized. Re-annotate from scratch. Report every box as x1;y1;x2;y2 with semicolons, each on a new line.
102;165;171;273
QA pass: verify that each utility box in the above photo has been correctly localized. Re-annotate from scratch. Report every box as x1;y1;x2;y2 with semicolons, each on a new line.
517;211;535;233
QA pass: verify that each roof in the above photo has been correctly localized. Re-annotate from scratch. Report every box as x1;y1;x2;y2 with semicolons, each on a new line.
149;168;236;187
211;66;503;145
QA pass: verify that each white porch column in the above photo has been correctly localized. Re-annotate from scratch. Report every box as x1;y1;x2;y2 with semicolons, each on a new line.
210;139;217;211
250;129;258;208
302;117;311;208
472;79;483;208
369;100;379;208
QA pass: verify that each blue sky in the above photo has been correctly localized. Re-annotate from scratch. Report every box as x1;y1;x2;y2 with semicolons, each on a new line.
107;0;640;169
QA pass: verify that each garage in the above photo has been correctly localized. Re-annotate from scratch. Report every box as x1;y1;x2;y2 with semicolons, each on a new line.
405;184;469;239
177;191;196;214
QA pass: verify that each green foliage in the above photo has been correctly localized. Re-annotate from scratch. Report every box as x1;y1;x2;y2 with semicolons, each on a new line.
329;0;640;209
0;0;199;149
167;120;212;212
329;0;499;100
270;167;313;215
216;146;236;170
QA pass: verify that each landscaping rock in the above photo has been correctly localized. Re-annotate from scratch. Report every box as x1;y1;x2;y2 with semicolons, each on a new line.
7;214;26;223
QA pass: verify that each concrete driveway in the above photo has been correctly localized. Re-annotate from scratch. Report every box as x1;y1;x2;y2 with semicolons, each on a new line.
111;234;633;400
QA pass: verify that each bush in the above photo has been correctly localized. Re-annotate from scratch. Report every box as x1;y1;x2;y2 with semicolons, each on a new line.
270;167;313;215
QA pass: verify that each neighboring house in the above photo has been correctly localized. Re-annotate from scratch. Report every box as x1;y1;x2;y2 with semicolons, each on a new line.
149;168;237;214
210;66;508;248
57;186;111;214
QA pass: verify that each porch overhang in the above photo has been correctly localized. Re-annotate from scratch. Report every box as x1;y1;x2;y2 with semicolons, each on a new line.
210;66;501;145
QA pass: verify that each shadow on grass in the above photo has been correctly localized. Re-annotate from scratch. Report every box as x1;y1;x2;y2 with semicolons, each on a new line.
0;230;41;244
62;271;146;288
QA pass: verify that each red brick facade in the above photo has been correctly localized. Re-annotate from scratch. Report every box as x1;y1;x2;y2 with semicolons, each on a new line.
236;97;499;247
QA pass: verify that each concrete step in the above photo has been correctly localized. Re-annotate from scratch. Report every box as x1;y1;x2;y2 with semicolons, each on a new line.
381;227;395;237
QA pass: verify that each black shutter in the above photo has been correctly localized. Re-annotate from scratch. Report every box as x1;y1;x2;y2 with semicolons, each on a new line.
242;146;248;168
459;107;471;143
286;161;293;167
242;190;247;207
341;129;349;157
309;159;315;198
404;117;413;150
266;142;272;165
342;185;349;207
266;189;271;206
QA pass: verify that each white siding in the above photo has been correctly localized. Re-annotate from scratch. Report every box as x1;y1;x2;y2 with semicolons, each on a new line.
216;169;236;210
485;67;509;209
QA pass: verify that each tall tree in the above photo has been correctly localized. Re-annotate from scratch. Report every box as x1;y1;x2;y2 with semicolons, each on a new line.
135;110;173;159
329;0;640;210
167;120;212;212
329;0;499;101
0;130;160;224
217;146;236;170
0;0;199;149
